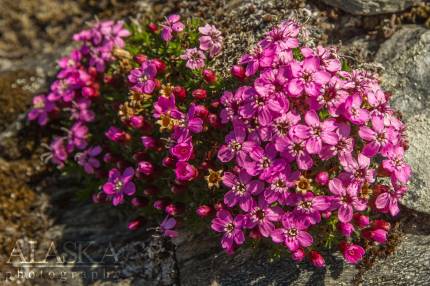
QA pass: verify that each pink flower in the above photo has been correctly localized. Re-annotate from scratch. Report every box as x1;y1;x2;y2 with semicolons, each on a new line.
265;170;299;204
328;178;367;223
180;48;206;70
276;135;313;170
50;137;68;167
239;44;274;77
170;136;194;162
196;205;212;217
340;153;375;187
245;197;283;237
211;210;246;252
103;167;136;206
310;250;325;268
137;161;154;176
161;14;184;42
198;24;223;57
128;61;157;94
340;242;365;264
338;222;355;237
28;95;55;126
290;110;338;154
271;214;313;251
287;57;331;97
375;182;407;216
343;94;369;125
222;170;263;212
290;192;331;225
382;145;411;184
75;145;102;174
160;216;178;238
359;115;398;157
175;162;198;182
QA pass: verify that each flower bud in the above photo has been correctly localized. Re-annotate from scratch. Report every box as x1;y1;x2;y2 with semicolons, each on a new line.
194;105;209;118
292;249;305;262
202;69;217;84
192;89;207;100
130;115;144;129
315;171;329;186
338;222;354;237
210;100;220;109
372;219;391;231
353;213;370;228
152;59;166;74
141;136;156;149
92;192;107;204
148;22;158;32
173;85;187;100
310;250;325;268
362;228;388;244
134;54;148;64
249;228;262;240
208;113;220;128
137;161;154;176
128;219;142;231
339;242;365;264
153;199;165;210
196;205;212;218
162;156;176;168
231;65;246;80
165;203;184;216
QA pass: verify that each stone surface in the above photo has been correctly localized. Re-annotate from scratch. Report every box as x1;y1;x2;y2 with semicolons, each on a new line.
375;25;430;214
322;0;420;15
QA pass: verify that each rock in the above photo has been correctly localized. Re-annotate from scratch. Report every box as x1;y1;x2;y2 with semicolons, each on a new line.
322;0;420;15
401;115;430;214
376;25;430;118
375;26;430;213
176;233;358;285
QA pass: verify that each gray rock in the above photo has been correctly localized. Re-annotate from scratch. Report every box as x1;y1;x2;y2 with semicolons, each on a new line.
375;26;430;214
322;0;420;15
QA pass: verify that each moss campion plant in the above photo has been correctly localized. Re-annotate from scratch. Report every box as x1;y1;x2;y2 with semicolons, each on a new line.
28;16;411;267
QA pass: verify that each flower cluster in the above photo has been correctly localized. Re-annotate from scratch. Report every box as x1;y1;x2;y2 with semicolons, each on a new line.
28;20;130;169
214;20;410;266
28;16;411;268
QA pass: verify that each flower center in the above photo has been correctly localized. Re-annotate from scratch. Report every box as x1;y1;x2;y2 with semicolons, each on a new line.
261;157;271;168
299;200;313;210
287;228;298;237
114;179;124;192
230;140;242;151
234;183;246;195
225;223;234;233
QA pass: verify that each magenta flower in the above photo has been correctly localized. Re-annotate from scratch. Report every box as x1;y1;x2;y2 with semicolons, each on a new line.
290;110;338;154
359;115;398;157
128;61;157;94
245;197;283;237
50;137;68;167
175;161;198;182
320;122;354;160
239;87;277;126
287;57;331;97
105;126;127;142
382;145;411;184
375;183;407;216
328;178;367;223
171;104;203;134
343;94;369;125
245;143;286;180
170;136;194;162
67;122;88;151
276;135;313;170
271;111;300;139
160;216;178;238
222;170;263;212
161;14;185;42
217;119;256;164
265;170;299;204
153;95;177;119
254;68;291;103
260;20;300;50
340;242;365;264
103;167;136;206
180;48;206;70
28;95;55;126
271;214;313;251
340;153;375;186
291;192;331;225
198;24;223;57
75;145;102;174
71;98;95;122
239;44;275;77
211;210;246;252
